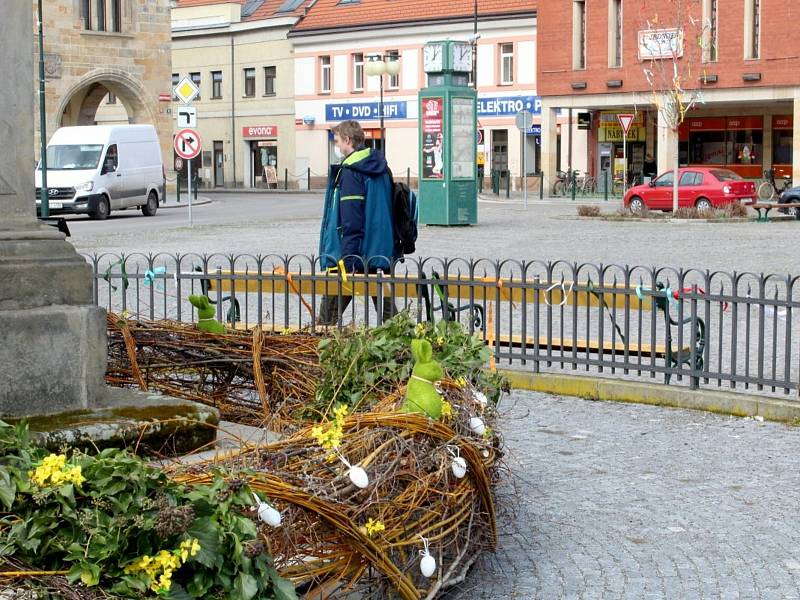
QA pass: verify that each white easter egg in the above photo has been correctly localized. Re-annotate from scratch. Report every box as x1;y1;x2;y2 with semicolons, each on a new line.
349;466;369;489
451;456;467;479
473;390;488;407
420;553;437;578
468;416;486;436
257;503;282;527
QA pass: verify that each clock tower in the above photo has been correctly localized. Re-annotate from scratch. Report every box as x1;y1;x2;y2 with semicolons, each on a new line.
418;40;478;226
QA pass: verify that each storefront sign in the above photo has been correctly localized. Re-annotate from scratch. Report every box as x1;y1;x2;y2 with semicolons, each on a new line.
599;126;645;142
773;115;793;130
325;101;407;121
477;95;541;117
242;125;278;138
726;116;763;130
638;28;683;60
421;97;444;180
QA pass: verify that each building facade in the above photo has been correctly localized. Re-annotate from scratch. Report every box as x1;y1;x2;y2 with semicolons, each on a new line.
34;0;173;162
289;0;582;190
171;0;312;189
537;0;800;191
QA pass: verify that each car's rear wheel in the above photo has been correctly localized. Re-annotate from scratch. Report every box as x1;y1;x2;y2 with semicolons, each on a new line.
628;196;645;213
141;191;158;216
90;195;110;220
695;197;713;212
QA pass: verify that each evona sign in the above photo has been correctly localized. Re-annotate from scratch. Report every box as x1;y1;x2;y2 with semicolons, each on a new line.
638;28;684;60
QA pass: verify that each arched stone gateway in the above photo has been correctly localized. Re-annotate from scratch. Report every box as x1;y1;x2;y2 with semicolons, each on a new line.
33;0;172;164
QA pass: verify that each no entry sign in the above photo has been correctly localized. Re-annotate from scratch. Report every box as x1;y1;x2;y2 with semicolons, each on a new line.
174;128;201;160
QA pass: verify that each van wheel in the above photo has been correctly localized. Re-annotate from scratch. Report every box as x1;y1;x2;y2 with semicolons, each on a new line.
142;191;158;217
90;195;110;220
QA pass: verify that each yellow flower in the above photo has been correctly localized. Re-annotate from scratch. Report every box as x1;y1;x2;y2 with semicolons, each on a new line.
365;518;385;537
436;336;445;346
414;323;426;338
455;376;467;389
440;401;453;421
312;405;348;450
179;538;201;561
29;454;83;488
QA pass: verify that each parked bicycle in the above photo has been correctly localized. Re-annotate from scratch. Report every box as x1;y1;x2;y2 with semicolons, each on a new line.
757;169;792;201
553;170;596;197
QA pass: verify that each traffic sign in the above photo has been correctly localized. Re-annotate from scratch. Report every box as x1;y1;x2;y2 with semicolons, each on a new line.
617;113;635;135
174;128;201;160
515;109;534;132
174;156;184;171
174;76;200;105
176;106;197;128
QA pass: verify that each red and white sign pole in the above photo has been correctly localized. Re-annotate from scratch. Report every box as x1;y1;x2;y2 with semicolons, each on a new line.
174;128;202;226
617;114;634;194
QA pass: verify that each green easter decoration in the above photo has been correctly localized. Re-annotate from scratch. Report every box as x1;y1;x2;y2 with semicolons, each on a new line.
189;294;226;334
401;338;444;419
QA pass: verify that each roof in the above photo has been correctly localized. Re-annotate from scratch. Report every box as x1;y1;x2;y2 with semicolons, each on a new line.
175;0;313;21
291;0;536;34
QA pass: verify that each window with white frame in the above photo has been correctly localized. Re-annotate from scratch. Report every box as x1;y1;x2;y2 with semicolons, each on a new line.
500;43;514;85
573;0;587;70
243;68;255;98
319;55;331;93
702;0;719;62
264;66;276;96
386;50;400;89
352;53;364;91
745;0;760;59
609;0;622;67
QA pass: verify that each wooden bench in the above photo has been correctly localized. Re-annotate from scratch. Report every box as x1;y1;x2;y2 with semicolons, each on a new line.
197;269;702;382
751;202;800;222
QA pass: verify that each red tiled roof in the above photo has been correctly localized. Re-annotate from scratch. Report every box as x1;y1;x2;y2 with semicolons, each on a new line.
291;0;536;33
176;0;312;21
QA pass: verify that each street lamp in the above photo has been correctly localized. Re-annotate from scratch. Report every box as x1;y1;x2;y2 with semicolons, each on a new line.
365;54;401;154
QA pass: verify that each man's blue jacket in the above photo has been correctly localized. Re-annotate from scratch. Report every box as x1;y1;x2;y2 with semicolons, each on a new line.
319;146;399;273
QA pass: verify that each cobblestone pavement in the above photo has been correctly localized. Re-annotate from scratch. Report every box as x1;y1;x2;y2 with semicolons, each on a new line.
444;391;800;600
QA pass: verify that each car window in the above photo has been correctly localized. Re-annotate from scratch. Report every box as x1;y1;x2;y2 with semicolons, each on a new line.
654;172;674;187
102;145;118;173
711;169;742;181
679;172;701;186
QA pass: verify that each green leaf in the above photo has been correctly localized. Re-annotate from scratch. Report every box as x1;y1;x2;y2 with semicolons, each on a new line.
166;583;193;600
269;568;299;600
80;563;101;587
233;573;259;600
0;467;16;509
186;516;222;569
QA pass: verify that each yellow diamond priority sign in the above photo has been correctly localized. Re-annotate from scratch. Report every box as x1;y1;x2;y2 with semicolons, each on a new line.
174;76;200;105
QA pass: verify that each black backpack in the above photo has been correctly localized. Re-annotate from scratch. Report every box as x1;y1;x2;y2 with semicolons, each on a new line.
387;169;418;255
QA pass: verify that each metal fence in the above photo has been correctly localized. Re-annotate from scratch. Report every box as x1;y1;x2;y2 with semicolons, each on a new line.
84;253;800;398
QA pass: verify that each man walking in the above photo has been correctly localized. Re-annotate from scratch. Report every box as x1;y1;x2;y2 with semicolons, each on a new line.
318;120;399;325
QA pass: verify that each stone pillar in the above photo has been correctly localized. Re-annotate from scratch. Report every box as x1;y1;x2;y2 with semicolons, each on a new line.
656;109;679;174
540;104;559;196
0;3;105;416
762;112;773;172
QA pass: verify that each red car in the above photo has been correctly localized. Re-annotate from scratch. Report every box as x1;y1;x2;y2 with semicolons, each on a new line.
624;167;756;212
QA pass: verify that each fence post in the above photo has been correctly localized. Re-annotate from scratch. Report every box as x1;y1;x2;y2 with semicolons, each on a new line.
407;167;411;190
307;167;311;191
571;170;576;202
689;284;700;390
604;170;608;202
176;176;181;203
284;168;288;191
505;171;511;199
193;172;198;201
539;172;544;200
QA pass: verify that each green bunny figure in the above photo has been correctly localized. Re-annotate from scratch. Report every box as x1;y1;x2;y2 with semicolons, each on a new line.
401;339;444;419
188;295;226;334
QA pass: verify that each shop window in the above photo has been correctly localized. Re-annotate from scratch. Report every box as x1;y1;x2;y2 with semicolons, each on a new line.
352;53;364;92
500;43;514;85
264;66;276;96
211;71;223;99
319;56;331;94
190;72;201;100
573;0;587;70
609;0;623;67
773;131;793;165
728;129;762;165
689;131;726;165
243;68;256;98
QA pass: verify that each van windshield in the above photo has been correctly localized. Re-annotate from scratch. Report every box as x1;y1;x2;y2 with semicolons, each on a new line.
38;144;104;170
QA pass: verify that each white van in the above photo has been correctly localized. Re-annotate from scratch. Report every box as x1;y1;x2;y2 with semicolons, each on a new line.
35;125;165;220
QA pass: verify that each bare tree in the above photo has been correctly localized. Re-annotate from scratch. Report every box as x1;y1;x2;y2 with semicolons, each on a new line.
638;0;712;212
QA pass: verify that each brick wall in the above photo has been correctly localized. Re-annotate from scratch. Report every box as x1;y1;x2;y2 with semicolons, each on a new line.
538;0;800;98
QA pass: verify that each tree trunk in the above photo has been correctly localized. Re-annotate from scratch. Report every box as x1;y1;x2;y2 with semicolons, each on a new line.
672;132;680;212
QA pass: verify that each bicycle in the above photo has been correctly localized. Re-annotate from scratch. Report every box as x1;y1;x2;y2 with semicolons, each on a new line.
757;169;792;201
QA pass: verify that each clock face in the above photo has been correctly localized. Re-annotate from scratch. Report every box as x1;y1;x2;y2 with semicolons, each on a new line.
423;44;444;73
452;43;473;72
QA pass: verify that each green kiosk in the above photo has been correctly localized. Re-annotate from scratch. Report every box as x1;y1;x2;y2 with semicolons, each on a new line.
418;40;478;225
